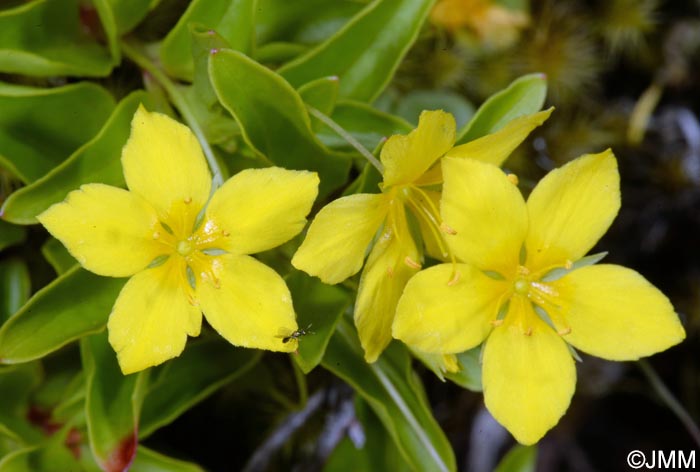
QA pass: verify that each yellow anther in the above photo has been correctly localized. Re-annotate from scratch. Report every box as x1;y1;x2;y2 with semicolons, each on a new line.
524;326;533;336
387;267;395;278
440;222;457;235
517;265;530;276
404;256;422;269
184;196;192;204
491;319;504;327
565;259;573;270
507;173;519;186
447;270;461;286
187;294;199;306
558;327;572;336
222;230;230;237
153;231;160;240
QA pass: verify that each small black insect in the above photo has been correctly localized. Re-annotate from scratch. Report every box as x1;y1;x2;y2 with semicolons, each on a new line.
278;324;314;343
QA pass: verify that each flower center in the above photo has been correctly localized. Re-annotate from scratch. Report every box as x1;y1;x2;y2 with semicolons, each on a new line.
176;239;194;256
514;277;530;295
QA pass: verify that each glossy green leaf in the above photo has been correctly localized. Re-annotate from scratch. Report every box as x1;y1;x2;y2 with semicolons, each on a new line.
1;91;155;225
0;363;42;444
82;331;146;472
0;427;83;472
396;90;475;129
160;0;256;80
0;258;30;325
139;337;260;438
256;0;364;45
322;318;456;472
129;446;204;472
41;238;76;276
299;76;340;130
209;48;351;197
457;73;547;144
0;0;113;77
0;221;24;253
494;445;537;472
324;397;411;472
278;0;434;102
318;100;413;151
0;267;125;364
254;42;309;64
286;271;350;374
94;0;153;36
0;82;115;184
444;347;482;392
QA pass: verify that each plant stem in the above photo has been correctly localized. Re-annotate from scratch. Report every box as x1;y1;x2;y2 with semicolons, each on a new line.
637;359;700;448
120;40;224;188
307;106;384;174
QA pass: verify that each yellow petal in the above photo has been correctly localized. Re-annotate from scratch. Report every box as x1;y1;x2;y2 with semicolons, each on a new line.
108;259;201;374
553;264;685;360
197;254;298;353
37;184;164;277
381;110;456;187
121;105;211;237
202;168;319;255
355;204;420;362
483;300;576;445
292;193;388;284
393;263;504;353
525;150;620;272
446;108;552;167
441;157;527;275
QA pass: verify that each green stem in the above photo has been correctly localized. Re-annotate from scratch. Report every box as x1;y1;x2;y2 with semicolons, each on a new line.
291;355;308;407
307;106;384;174
120;40;224;188
637;359;700;448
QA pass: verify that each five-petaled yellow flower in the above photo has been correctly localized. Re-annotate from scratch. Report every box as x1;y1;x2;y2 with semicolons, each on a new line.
38;106;319;374
393;151;686;444
292;108;551;362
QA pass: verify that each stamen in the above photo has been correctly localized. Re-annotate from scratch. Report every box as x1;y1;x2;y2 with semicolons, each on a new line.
387;266;395;278
490;319;504;326
440;223;457;235
153;231;160;240
184;196;192;204
565;259;573;270
404;256;421;269
507;174;519;186
447;270;461;286
524;326;533;336
403;186;452;259
558;327;572;335
222;230;230;237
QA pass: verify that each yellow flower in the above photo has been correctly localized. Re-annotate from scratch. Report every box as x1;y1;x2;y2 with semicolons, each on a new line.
38;106;319;374
393;151;686;444
431;0;529;46
292;108;551;362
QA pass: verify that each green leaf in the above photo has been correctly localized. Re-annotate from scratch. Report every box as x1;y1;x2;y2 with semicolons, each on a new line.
82;331;146;472
0;258;30;325
160;0;256;80
445;347;482;392
139;337;260;438
324;397;411;472
254;42;309;65
317;100;413;151
41;238;76;276
494;445;537;472
298;76;340;130
209;48;350;197
0;363;43;444
286;271;350;374
0;267;125;364
1;91;156;225
0;221;24;253
0;0;114;77
0;427;83;472
322;318;456;472
457;73;547;144
278;0;434;102
0;81;115;184
396;90;475;129
129;446;204;472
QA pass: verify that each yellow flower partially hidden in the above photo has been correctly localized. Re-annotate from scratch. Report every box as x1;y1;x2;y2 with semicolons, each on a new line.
292;108;551;362
431;0;529;46
38;106;319;374
393;151;686;444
